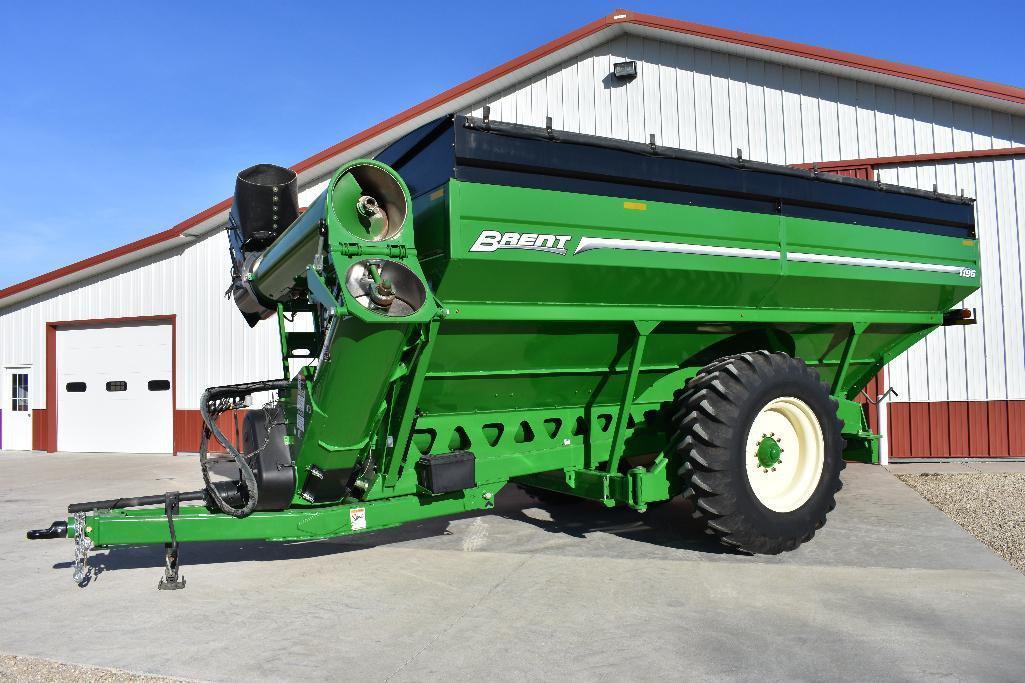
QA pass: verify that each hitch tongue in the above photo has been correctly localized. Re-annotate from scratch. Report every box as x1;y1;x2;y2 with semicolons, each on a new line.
26;521;68;540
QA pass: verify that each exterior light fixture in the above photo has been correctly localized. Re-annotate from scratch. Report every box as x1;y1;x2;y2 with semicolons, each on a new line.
613;60;637;82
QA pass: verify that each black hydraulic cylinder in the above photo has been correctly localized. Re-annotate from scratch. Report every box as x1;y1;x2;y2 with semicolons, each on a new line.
64;480;245;516
67;489;207;514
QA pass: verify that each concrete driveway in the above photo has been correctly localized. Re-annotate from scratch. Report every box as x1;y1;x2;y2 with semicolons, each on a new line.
2;451;1024;681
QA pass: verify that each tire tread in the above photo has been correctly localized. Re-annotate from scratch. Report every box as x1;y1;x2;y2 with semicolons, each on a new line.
672;351;844;554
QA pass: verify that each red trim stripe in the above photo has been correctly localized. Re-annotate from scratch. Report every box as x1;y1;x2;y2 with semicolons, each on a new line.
794;146;1025;171
624;10;1025;106
889;400;1025;458
31;409;48;451
174;409;246;454
0;200;232;303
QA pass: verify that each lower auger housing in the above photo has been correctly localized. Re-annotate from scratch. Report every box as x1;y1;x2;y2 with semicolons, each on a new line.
29;115;981;589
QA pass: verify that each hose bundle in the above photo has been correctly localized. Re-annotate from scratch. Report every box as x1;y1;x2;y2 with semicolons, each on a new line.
198;379;291;518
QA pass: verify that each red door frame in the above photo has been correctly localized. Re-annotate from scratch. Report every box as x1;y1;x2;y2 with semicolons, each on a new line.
45;315;177;454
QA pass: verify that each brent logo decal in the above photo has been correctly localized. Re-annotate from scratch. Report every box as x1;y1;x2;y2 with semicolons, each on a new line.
470;230;572;255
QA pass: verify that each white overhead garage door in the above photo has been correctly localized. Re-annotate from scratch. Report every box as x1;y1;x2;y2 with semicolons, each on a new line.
56;322;173;453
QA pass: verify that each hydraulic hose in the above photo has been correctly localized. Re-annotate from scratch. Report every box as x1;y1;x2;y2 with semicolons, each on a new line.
199;379;291;518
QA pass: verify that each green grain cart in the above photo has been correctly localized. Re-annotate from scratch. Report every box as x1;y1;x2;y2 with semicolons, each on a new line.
29;116;980;588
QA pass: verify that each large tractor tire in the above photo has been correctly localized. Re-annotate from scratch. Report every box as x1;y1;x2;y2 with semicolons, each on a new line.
671;351;845;554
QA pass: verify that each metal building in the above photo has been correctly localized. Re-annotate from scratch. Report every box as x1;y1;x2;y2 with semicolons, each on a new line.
2;10;1023;458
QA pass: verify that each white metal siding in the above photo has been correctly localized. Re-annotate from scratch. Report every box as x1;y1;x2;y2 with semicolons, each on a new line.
467;34;1025;165
464;33;1025;403
881;156;1025;402
0;230;282;411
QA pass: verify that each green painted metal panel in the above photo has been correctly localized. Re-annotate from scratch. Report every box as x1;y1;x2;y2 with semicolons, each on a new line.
80;483;504;546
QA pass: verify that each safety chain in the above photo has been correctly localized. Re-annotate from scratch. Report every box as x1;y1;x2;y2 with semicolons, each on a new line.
72;512;93;586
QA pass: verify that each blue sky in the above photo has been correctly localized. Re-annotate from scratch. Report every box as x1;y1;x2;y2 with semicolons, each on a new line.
1;1;1022;289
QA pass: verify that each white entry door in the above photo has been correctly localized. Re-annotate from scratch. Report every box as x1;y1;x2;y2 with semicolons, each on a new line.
56;323;173;453
2;366;33;450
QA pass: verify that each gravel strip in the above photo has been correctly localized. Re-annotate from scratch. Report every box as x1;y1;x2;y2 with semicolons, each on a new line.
0;653;181;682
896;472;1025;574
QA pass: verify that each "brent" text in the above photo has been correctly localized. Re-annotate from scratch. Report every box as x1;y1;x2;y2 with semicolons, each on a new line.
470;230;572;255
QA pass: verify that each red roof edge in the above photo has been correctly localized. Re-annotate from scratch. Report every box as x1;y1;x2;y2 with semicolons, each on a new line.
623;10;1025;106
4;9;1024;305
793;146;1025;170
0;197;234;303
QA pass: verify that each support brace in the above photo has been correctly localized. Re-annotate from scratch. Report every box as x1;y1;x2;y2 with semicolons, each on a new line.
606;321;659;475
383;320;440;487
832;322;868;396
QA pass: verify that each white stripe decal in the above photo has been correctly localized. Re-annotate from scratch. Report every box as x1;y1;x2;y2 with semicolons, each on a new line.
786;252;964;274
572;236;966;275
573;237;780;260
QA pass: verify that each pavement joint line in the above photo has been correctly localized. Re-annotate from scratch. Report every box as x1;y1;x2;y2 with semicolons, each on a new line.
383;552;536;681
391;566;460;592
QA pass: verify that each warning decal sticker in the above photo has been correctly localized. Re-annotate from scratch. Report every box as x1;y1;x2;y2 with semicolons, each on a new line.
349;507;367;531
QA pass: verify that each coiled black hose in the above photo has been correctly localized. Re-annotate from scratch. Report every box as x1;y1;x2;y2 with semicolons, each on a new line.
199;379;291;518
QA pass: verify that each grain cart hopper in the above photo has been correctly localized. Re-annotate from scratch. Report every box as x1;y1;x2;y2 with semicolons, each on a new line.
29;115;980;588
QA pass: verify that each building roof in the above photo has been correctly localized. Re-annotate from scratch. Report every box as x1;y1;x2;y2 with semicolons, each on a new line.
3;8;1024;310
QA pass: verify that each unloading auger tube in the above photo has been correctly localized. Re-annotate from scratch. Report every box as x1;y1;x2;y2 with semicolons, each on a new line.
27;114;981;590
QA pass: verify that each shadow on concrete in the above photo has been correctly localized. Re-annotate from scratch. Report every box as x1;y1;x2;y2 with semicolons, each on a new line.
505;486;743;556
52;484;741;577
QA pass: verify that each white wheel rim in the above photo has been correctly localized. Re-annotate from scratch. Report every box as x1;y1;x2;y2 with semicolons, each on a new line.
745;396;824;513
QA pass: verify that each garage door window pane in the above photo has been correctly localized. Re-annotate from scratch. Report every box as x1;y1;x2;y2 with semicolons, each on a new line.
66;382;87;393
147;380;170;391
105;381;128;392
11;373;28;411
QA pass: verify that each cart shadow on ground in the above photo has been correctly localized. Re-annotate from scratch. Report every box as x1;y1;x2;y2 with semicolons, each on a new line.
51;484;743;579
